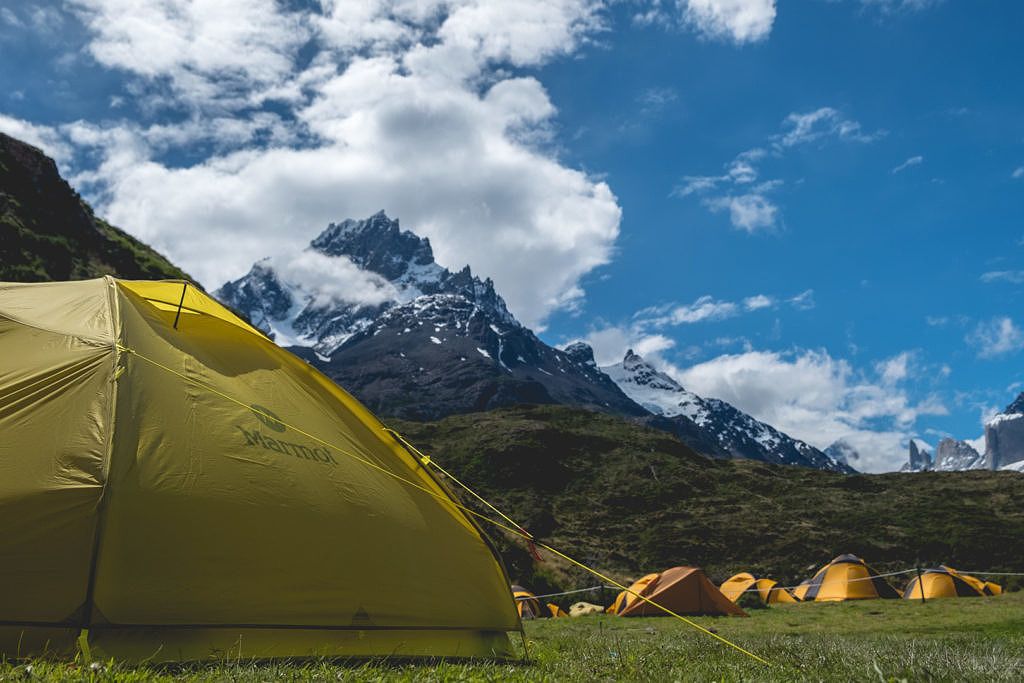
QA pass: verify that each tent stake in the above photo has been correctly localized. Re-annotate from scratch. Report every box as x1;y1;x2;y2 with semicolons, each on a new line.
173;282;188;329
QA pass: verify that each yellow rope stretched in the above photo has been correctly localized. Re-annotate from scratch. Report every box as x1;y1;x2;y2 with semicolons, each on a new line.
384;429;533;536
115;343;772;667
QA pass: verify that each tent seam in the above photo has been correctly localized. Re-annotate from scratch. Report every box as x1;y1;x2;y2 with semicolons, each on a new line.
77;276;123;636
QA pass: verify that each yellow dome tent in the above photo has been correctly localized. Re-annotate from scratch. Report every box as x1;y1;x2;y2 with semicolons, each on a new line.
511;585;545;619
720;572;797;605
547;603;569;618
792;554;900;602
0;278;521;662
606;567;747;617
902;568;984;600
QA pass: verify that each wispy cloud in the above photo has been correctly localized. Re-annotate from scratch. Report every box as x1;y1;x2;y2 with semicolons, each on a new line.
704;193;779;233
1012;166;1024;180
634;0;777;44
773;107;884;149
635;290;815;329
674;107;881;232
980;270;1024;284
967;317;1024;359
891;155;923;174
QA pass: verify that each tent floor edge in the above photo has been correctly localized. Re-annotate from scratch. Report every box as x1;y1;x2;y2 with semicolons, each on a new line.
83;627;516;664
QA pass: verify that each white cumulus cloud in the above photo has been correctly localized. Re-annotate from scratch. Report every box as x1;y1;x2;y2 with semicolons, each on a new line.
13;0;622;331
673;348;946;472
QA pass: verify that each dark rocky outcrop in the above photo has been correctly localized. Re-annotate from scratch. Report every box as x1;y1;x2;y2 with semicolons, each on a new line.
0;132;189;282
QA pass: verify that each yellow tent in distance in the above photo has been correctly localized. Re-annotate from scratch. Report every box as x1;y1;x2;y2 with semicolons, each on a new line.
0;278;521;663
793;554;901;602
720;573;797;606
902;568;984;600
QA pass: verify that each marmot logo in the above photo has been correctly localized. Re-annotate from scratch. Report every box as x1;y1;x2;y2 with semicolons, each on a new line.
250;404;286;432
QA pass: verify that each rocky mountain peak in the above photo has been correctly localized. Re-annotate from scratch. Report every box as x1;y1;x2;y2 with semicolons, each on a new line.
563;342;596;367
1003;392;1024;416
907;440;932;471
310;210;437;282
933;438;984;471
604;350;852;473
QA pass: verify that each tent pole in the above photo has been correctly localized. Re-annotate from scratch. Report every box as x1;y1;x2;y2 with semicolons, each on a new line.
173;282;187;329
916;566;925;604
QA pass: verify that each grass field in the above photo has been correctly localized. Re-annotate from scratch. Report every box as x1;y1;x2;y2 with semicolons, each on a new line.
4;592;1021;682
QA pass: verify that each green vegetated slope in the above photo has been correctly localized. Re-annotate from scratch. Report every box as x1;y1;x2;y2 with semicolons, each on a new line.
390;405;1024;592
0;133;189;282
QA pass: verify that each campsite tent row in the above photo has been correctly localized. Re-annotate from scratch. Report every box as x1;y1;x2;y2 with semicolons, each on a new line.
513;555;1008;620
719;555;1003;605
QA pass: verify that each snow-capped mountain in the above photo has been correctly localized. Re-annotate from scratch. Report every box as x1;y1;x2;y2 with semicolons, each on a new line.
217;211;495;357
218;211;856;471
603;350;853;473
984;393;1024;470
218;212;645;420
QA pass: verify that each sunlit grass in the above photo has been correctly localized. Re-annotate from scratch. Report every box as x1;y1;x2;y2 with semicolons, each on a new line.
4;592;1021;681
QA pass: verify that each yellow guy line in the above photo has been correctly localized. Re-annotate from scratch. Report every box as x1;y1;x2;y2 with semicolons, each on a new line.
117;343;771;668
384;428;532;536
386;429;769;667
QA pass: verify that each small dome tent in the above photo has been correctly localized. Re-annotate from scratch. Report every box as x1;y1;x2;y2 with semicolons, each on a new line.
720;572;797;606
0;278;521;662
607;568;747;617
792;554;900;602
903;568;984;600
511;585;545;619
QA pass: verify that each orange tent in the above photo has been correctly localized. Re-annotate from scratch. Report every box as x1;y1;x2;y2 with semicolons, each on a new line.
720;572;797;605
608;567;747;617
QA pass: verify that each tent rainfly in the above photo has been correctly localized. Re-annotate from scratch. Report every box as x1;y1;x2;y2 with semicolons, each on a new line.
607;567;747;617
0;278;522;662
511;585;546;620
902;568;985;600
792;554;901;602
720;573;798;606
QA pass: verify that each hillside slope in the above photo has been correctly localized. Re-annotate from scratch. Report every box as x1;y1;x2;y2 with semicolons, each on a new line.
0;132;189;282
391;405;1024;592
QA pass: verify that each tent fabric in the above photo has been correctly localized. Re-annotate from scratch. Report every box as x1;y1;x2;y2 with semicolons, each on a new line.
608;567;747;618
937;566;1002;596
0;278;521;662
720;573;797;605
547;603;569;618
793;554;900;602
903;569;984;600
568;602;604;617
511;586;545;620
984;581;1003;596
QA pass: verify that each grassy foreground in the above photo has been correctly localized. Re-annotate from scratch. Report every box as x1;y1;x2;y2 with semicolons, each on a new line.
3;592;1021;682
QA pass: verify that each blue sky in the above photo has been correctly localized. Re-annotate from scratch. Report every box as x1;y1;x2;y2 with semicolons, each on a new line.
2;0;1023;470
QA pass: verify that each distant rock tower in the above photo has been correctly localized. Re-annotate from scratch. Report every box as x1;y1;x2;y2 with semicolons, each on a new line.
983;393;1024;470
901;440;932;472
